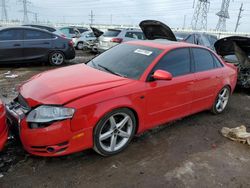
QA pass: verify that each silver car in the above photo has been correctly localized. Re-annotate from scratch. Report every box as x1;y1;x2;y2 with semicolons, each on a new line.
74;31;96;50
97;28;145;52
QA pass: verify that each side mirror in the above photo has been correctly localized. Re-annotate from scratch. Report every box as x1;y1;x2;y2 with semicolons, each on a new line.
152;70;173;81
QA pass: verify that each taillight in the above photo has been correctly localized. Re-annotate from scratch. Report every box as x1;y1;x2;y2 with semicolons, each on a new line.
110;38;123;43
68;40;74;46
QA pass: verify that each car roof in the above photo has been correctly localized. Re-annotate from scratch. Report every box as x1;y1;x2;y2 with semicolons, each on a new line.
0;26;55;35
126;39;201;50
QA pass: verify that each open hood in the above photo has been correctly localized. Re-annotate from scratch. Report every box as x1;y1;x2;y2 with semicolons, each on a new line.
90;27;104;38
139;20;177;41
215;36;250;69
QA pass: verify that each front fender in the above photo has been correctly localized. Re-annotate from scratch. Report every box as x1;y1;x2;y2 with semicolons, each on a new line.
69;95;146;133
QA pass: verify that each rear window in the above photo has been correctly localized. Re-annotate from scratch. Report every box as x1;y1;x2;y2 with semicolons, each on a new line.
87;44;162;79
193;48;215;72
103;29;121;37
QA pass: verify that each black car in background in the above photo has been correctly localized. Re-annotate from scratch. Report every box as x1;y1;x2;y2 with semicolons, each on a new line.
0;27;75;65
174;32;218;51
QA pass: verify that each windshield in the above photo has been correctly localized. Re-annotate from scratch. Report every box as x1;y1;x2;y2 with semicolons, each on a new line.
87;44;163;79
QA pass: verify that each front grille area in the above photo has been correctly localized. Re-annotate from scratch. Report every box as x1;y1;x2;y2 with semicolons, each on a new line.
16;94;31;111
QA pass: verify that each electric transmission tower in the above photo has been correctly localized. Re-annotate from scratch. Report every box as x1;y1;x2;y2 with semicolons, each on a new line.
0;0;8;21
19;0;31;23
191;0;210;30
216;0;231;31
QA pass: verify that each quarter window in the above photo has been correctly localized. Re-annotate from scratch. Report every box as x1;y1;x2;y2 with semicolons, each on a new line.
153;48;191;77
193;48;215;72
211;53;224;68
24;30;51;40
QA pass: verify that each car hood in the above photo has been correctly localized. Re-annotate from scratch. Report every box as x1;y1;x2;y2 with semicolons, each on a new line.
91;27;104;38
139;20;177;41
215;36;250;68
20;64;132;107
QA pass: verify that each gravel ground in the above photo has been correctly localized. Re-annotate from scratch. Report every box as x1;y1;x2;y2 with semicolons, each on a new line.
0;50;250;188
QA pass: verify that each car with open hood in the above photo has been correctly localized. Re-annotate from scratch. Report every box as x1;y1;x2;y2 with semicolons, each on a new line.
6;25;237;156
215;36;250;88
0;99;8;151
96;28;145;52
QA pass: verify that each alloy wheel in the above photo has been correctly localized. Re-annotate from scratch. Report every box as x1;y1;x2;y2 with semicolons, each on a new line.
215;87;230;113
51;52;64;65
98;112;133;153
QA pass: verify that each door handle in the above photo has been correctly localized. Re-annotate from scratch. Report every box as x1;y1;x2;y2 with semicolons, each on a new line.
13;44;21;47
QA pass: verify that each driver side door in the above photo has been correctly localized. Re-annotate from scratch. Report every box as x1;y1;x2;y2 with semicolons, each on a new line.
145;48;195;128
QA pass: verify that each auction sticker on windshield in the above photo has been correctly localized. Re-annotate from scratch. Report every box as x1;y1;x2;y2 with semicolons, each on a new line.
134;49;153;56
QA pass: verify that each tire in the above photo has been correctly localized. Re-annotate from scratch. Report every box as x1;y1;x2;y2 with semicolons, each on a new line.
76;42;84;50
94;108;136;156
211;86;231;114
49;51;65;66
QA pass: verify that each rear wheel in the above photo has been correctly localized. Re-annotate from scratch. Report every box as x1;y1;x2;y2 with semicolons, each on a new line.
94;108;136;156
211;86;230;114
49;51;65;66
76;42;84;50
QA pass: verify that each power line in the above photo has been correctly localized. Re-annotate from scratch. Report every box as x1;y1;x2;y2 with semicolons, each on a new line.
235;3;244;32
216;0;231;31
0;0;8;21
191;0;210;30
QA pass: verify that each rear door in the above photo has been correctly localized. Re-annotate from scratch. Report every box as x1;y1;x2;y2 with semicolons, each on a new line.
0;28;24;62
145;48;195;128
23;29;52;61
191;47;223;113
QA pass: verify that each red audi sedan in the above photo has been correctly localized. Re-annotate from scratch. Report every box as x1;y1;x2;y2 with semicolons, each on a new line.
0;99;8;151
6;22;237;156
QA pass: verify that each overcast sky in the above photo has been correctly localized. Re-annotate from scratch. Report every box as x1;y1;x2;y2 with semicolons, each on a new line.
5;0;250;32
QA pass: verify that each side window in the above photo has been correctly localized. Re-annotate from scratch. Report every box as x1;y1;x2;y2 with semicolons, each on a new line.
0;29;23;40
24;30;51;40
185;35;194;44
211;53;224;68
153;48;191;77
192;48;215;72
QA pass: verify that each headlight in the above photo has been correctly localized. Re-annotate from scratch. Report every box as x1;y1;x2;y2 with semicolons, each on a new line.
26;105;75;123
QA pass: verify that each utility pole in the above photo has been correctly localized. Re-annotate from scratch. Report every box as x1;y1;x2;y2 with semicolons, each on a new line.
34;12;38;23
191;0;210;30
89;10;94;26
183;15;187;29
235;3;243;32
110;14;113;25
19;0;31;23
0;0;8;21
216;0;231;31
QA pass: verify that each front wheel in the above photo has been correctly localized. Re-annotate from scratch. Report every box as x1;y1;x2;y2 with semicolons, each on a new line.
94;108;136;156
76;42;84;50
211;86;231;114
49;51;65;66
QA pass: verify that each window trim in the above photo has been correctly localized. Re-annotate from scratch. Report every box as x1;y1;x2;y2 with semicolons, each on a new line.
210;51;224;68
146;47;193;82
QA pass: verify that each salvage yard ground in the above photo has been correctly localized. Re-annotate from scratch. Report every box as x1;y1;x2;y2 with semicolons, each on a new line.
0;50;250;188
